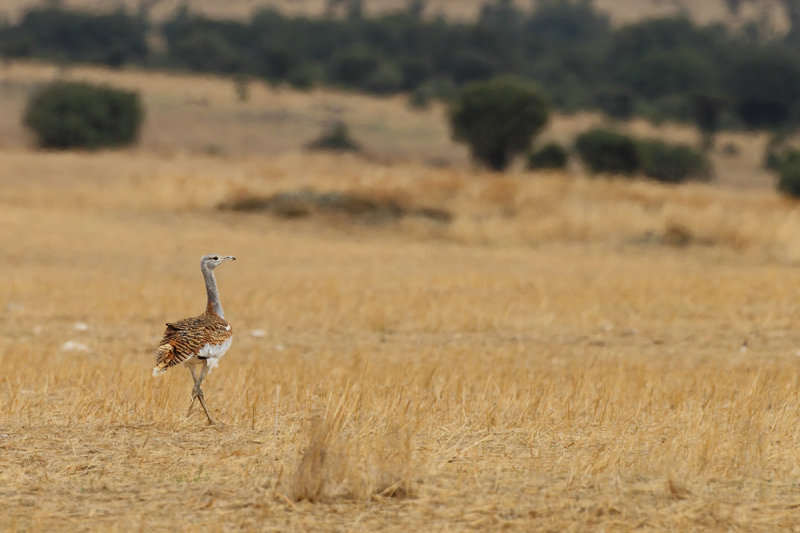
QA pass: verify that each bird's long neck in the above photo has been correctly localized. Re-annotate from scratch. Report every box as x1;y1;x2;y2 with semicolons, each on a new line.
202;264;224;318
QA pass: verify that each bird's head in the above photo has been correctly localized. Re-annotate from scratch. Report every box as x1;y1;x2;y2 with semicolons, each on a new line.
201;254;236;270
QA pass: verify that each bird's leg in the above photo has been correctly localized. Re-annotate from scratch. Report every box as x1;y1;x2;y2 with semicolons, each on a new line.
197;393;214;425
187;365;200;416
195;362;214;425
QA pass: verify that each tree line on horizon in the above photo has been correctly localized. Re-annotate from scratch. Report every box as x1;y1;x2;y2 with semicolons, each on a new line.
9;0;800;193
2;0;800;138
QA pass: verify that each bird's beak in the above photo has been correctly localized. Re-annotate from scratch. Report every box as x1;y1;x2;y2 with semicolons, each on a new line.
226;256;236;261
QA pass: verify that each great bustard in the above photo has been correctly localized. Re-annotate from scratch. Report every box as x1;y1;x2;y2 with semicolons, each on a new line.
152;254;236;424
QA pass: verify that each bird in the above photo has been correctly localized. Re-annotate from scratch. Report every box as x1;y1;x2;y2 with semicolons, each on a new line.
152;254;236;424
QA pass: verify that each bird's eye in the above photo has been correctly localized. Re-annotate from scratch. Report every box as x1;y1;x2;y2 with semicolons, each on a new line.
212;256;219;260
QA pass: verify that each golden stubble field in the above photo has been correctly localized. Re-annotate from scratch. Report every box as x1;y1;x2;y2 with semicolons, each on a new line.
4;145;800;530
5;62;800;530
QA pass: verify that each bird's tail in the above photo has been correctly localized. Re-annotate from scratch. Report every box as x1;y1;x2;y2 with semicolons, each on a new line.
152;344;174;377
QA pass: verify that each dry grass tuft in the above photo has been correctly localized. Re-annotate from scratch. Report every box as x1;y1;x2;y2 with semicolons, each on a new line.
292;388;416;502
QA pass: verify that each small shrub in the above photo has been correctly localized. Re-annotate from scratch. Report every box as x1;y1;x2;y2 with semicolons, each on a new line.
528;143;568;170
772;149;800;197
637;139;709;183
23;81;143;149
306;121;361;152
575;128;639;175
778;153;800;197
763;134;797;172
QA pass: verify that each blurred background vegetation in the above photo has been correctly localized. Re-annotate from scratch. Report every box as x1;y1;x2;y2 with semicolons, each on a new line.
4;0;800;187
4;0;800;129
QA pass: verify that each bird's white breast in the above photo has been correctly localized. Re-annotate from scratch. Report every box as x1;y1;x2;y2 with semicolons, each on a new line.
199;336;233;371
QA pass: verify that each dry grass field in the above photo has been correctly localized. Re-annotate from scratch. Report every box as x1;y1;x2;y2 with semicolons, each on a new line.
5;148;800;531
6;61;800;530
5;150;800;530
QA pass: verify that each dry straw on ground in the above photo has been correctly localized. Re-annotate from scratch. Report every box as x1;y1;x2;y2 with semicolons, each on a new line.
3;144;800;529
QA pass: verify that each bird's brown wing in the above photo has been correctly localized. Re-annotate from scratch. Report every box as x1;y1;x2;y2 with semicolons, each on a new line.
153;313;232;374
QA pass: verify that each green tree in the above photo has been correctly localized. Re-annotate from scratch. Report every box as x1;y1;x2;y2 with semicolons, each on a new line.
449;76;549;171
23;81;143;149
0;7;148;66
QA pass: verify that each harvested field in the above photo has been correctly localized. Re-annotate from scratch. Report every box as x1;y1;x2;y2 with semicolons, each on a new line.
3;142;800;529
